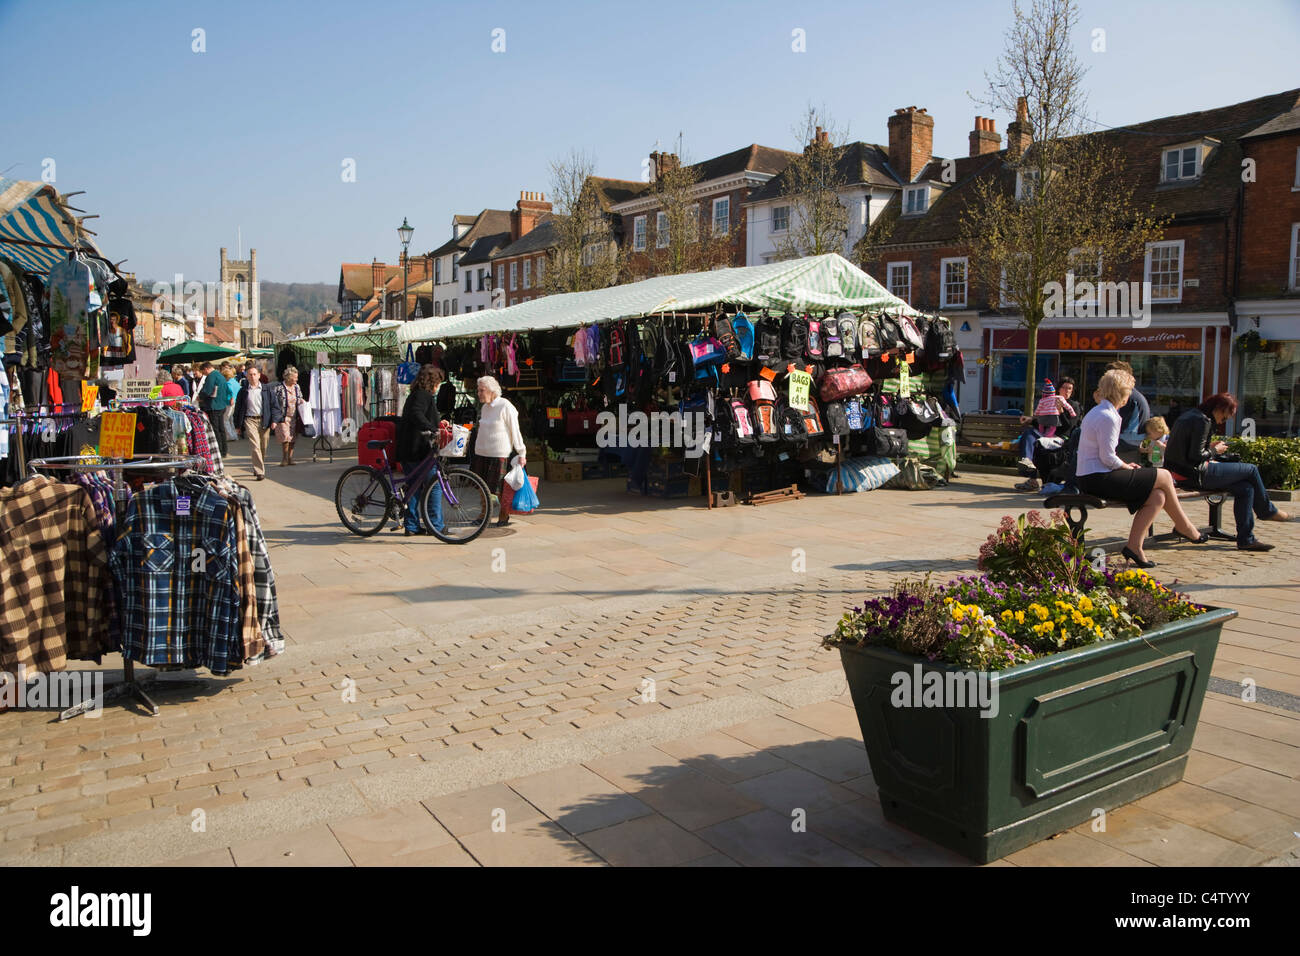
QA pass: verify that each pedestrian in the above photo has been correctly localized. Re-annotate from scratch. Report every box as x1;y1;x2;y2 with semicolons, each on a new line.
269;366;304;466
233;366;273;480
171;364;192;397
197;361;232;456
470;375;526;527
397;365;446;535
1165;393;1291;552
1107;361;1151;462
158;368;185;400
221;363;241;441
1076;368;1207;568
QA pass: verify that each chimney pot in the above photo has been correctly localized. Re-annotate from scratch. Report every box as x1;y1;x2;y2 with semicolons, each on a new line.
888;105;935;182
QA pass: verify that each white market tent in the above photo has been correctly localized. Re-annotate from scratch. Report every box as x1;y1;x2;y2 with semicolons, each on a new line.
397;253;919;344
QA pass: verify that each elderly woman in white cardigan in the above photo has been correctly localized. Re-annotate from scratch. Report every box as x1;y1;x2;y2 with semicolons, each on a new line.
471;376;527;526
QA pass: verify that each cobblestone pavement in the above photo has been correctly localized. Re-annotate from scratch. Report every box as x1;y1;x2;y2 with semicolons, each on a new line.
1;448;1296;866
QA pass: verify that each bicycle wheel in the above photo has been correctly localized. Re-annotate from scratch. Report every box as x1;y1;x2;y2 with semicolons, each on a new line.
334;465;394;537
421;466;492;544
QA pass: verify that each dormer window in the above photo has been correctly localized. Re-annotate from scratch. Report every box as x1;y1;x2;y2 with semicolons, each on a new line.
1016;169;1040;200
1162;142;1209;182
903;185;929;216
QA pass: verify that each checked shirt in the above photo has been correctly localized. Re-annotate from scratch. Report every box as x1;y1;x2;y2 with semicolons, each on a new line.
108;481;242;675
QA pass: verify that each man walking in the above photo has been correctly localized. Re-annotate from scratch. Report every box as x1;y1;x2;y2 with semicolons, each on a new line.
233;366;272;480
198;361;231;455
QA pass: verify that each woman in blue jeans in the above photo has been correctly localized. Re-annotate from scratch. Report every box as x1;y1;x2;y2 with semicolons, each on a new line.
397;365;446;535
1165;393;1291;552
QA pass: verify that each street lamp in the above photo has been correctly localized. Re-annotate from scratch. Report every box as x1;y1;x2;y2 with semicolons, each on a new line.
398;218;414;321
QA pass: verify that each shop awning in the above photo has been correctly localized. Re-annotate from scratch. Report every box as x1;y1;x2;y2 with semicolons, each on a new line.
397;253;919;343
0;178;105;275
158;340;242;363
285;320;401;358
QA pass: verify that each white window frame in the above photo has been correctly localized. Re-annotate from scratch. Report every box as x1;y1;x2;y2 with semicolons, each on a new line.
465;270;472;293
771;205;790;233
452;298;458;314
1144;240;1184;303
1067;248;1103;307
1162;143;1202;183
633;215;647;252
523;259;531;289
509;261;518;291
655;211;669;248
688;204;700;242
536;256;544;284
1289;223;1300;291
1015;170;1041;201
496;265;504;291
712;197;730;237
886;262;911;304
434;300;441;317
452;254;460;281
1294;148;1300;189
902;186;929;216
940;257;968;309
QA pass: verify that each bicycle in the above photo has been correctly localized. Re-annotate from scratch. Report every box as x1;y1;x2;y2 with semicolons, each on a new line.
334;431;493;543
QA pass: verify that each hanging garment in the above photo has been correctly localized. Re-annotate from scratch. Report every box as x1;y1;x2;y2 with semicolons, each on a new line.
47;256;99;380
0;475;115;672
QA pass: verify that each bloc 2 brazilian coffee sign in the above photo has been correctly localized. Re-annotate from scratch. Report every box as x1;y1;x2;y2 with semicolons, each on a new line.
991;327;1201;353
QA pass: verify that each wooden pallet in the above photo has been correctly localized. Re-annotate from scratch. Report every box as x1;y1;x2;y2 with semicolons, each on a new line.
744;484;805;506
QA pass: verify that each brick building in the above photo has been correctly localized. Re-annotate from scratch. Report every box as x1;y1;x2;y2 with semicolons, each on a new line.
857;89;1300;424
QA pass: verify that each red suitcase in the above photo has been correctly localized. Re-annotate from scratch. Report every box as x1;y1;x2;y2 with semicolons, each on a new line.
358;419;398;471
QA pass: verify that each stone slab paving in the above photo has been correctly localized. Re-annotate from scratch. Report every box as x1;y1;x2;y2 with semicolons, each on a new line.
1;445;1296;866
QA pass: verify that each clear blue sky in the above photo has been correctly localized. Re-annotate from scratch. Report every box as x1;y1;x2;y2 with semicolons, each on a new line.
3;0;1297;284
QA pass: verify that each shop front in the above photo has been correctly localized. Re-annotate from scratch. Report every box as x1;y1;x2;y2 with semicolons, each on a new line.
1231;304;1299;438
983;323;1227;421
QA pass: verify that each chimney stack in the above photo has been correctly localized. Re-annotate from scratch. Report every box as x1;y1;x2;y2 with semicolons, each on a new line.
371;258;386;294
887;106;934;183
649;151;680;183
806;125;832;153
512;190;553;241
969;116;1002;157
1006;97;1033;160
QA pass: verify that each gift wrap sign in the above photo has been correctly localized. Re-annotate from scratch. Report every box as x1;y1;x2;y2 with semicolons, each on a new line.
788;369;812;412
120;379;154;401
99;412;137;459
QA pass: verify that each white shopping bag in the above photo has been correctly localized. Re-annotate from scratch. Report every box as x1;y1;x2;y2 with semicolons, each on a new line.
504;460;527;490
438;424;469;457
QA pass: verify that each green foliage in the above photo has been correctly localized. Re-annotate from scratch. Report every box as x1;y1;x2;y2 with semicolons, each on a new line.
1225;437;1300;490
976;510;1102;589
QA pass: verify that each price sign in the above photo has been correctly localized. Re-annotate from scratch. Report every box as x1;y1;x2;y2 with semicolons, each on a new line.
788;369;812;412
316;351;328;365
355;354;372;368
898;361;912;398
99;412;137;459
149;386;165;399
80;384;99;413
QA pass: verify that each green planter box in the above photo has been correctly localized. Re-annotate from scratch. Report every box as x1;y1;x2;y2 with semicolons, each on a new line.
837;606;1235;864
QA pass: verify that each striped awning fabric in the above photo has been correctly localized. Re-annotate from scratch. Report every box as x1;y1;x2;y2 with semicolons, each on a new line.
398;253;921;343
0;178;104;275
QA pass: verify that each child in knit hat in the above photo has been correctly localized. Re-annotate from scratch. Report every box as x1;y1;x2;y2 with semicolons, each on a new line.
1033;379;1061;436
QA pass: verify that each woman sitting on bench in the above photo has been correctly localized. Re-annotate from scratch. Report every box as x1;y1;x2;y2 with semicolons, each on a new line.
1165;393;1291;553
1076;369;1207;568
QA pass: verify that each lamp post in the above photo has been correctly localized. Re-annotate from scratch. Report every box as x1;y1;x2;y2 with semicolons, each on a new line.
398;218;414;321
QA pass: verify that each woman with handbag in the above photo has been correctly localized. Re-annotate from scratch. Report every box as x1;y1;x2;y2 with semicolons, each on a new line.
270;366;305;467
397;365;447;535
1165;393;1290;552
471;376;526;527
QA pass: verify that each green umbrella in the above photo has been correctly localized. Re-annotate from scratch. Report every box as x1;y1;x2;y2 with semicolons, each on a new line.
158;340;242;364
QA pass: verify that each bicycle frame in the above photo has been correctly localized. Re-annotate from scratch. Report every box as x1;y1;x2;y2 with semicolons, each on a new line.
373;446;463;514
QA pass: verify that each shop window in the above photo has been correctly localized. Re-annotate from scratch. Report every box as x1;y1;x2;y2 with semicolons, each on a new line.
940;257;967;309
887;262;911;304
657;212;669;248
633;215;647;251
1237;340;1300;438
1144;240;1184;303
713;197;730;237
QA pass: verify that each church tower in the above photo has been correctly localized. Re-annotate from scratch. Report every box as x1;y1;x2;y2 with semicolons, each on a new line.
219;246;260;348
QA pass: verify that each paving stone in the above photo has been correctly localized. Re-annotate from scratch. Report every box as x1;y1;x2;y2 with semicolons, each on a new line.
328;803;462;866
229;825;353;867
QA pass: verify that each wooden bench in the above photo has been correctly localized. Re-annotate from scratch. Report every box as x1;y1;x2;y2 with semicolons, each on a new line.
1044;488;1235;543
956;412;1025;459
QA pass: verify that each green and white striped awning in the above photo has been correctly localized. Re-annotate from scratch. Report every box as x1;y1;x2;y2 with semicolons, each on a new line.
286;320;402;358
398;253;919;343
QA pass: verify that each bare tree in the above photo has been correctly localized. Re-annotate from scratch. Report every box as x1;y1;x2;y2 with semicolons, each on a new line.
961;0;1165;412
643;155;733;277
776;107;850;259
543;150;624;294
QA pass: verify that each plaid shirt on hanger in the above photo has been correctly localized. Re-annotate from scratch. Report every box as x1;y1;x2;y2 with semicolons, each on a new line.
0;476;114;672
109;481;241;675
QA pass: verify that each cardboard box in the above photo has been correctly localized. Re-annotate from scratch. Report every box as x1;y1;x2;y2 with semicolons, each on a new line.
545;460;583;482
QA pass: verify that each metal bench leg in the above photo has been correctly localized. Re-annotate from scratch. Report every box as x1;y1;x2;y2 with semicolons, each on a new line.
1206;494;1235;541
1064;505;1088;542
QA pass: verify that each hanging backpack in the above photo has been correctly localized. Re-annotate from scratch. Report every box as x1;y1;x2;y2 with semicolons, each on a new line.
713;313;741;360
748;379;780;442
823;319;842;360
876;393;896;428
824;400;850;435
755;314;783;366
875;314;902;352
606;322;628;369
896;314;925;352
781;312;808;363
776;399;808;444
731;312;755;361
726;397;756;444
844;396;870;431
858;316;882;358
837;313;858;359
799;397;826;440
925;316;955;362
806;318;825;362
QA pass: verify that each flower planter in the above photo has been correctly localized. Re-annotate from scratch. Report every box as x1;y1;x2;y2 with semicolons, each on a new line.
837;606;1235;864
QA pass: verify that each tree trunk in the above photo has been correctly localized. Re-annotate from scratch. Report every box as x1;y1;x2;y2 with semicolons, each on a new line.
1023;321;1039;415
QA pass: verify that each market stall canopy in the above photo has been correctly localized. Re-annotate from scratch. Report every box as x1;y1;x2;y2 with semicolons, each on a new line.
0;178;105;275
158;340;242;363
284;319;401;357
397;253;920;344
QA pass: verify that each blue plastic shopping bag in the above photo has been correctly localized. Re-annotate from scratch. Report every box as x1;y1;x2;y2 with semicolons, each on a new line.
512;473;540;513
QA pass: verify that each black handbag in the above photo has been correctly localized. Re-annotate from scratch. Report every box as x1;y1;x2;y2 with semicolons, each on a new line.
871;426;909;457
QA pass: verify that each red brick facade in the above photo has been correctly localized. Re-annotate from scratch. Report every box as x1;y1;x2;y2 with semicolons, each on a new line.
1238;133;1300;297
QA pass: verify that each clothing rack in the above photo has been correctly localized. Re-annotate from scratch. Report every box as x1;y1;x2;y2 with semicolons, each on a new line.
0;407;87;478
25;454;206;719
310;361;399;463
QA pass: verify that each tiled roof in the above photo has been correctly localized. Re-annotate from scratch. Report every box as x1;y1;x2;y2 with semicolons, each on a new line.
338;262;397;301
589;177;650;210
688;143;800;181
428;209;512;257
493;215;565;259
460;231;512;266
868;88;1300;248
745;141;902;204
1242;104;1300;139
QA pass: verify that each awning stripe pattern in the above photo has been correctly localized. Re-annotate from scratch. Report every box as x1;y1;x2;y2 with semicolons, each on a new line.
0;178;103;275
397;253;920;344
